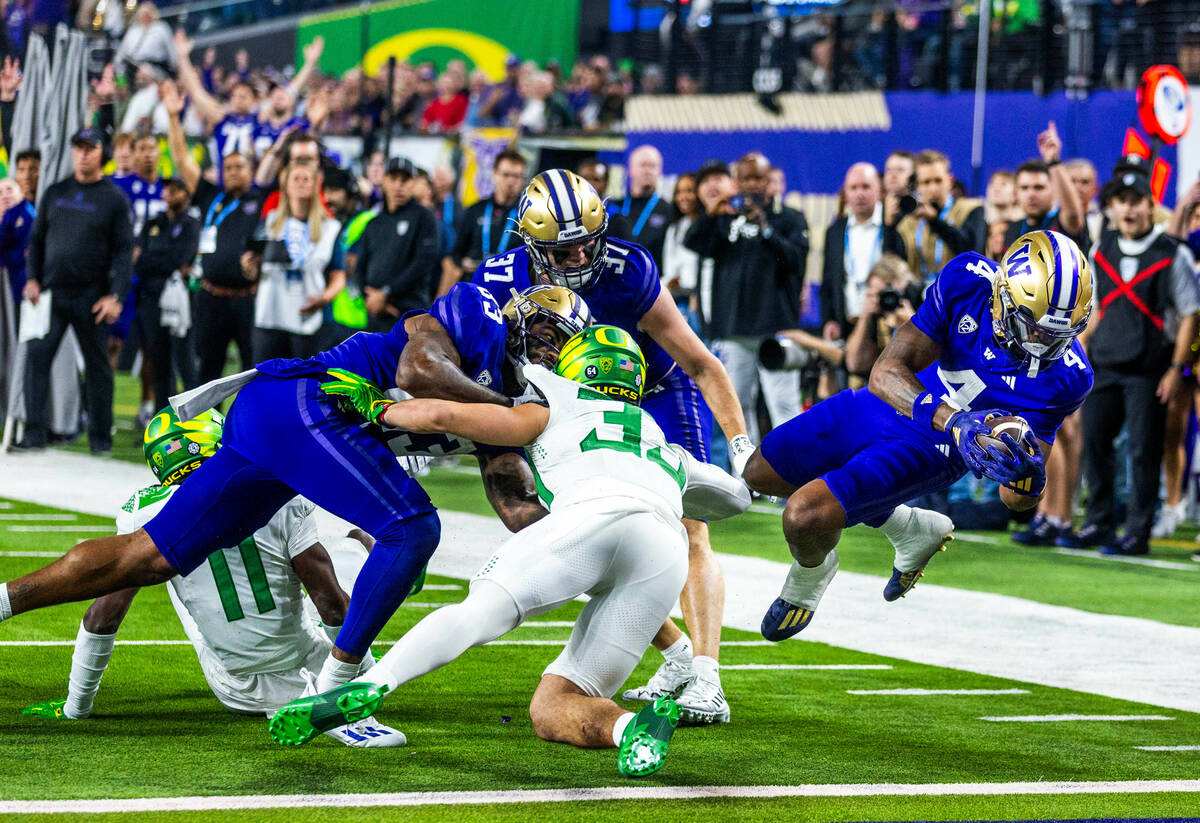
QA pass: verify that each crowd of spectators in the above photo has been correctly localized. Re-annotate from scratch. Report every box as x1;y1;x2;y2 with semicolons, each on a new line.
1;3;1199;562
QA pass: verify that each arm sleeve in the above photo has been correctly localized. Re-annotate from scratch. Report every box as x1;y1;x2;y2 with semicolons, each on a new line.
174;219;201;271
682;212;729;258
929;216;975;256
450;205;475;264
284;497;320;560
108;193;135;300
883;224;906;258
763;211;805;281
355;221;372;290
0;98;13;155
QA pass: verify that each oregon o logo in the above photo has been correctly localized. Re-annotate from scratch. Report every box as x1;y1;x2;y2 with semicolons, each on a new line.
595;326;627;346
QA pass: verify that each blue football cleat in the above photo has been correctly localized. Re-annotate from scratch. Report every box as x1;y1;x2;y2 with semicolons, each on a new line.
761;597;816;641
883;507;953;602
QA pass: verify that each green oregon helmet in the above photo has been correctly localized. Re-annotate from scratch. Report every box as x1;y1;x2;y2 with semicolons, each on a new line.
143;407;225;486
554;325;647;404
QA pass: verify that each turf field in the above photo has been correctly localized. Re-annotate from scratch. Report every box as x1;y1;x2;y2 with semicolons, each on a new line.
1;374;1198;820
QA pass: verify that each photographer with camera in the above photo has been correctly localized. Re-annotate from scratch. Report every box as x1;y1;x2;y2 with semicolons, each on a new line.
684;152;809;442
844;254;922;378
887;150;986;285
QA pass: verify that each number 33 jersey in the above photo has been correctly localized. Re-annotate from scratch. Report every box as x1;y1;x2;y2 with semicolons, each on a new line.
522;365;686;521
910;252;1094;446
116;486;323;678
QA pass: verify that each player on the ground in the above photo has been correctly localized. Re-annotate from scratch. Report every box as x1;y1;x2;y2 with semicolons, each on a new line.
472;169;750;725
267;326;750;775
0;284;591;701
742;231;1094;639
20;409;402;746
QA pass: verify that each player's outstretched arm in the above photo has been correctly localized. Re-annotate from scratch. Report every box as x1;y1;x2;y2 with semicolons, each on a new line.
379;399;549;447
397;314;515;405
869;321;953;429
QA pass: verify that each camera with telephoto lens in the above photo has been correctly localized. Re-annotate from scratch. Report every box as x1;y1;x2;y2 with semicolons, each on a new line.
758;336;817;371
878;287;903;313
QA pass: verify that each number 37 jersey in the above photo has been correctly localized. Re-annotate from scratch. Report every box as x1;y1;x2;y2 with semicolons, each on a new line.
116;485;321;677
522;365;686;521
910;252;1094;446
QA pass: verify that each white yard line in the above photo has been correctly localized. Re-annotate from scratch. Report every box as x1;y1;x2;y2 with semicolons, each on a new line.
0;640;192;647
0;551;62;557
3;780;1199;814
7;526;114;533
421;584;461;591
725;664;892;671
4;452;1200;713
1051;547;1198;572
1134;745;1200;751
980;715;1174;722
849;688;1030;696
0;514;77;520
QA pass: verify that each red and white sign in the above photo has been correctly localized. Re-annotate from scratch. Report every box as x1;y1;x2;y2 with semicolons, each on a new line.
1137;65;1192;145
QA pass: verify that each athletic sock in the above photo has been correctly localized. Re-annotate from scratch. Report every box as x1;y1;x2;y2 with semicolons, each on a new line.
64;623;117;719
321;622;341;646
316;656;362;693
880;505;915;544
1046;516;1067;529
692;654;719;684
611;711;635;747
0;583;10;622
661;634;693;666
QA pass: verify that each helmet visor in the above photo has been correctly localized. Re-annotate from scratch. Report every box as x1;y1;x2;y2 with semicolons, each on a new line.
1007;305;1081;362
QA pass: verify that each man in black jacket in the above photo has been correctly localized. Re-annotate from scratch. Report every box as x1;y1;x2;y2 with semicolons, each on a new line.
438;148;526;294
19;128;134;454
684;152;809;442
358;157;440;332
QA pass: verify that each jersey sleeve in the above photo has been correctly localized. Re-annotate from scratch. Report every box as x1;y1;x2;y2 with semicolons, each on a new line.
911;252;996;347
282;496;319;561
624;243;662;320
429;283;507;375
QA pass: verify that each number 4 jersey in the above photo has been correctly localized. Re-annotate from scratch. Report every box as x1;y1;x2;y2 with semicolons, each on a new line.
910;251;1094;447
116;485;324;678
522;364;686;522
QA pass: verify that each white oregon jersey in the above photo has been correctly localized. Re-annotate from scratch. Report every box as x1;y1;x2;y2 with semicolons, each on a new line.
116;485;321;677
522;365;685;520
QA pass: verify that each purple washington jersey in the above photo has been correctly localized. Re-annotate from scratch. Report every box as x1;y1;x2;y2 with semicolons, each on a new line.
253;116;309;158
910;252;1093;446
112;174;165;236
210;113;258;177
313;282;506;392
471;238;680;390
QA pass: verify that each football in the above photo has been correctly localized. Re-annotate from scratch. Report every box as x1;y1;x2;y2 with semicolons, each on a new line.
974;415;1037;459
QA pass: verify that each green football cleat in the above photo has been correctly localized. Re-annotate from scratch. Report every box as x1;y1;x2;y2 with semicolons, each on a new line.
21;699;67;719
268;682;389;747
408;563;427;597
617;696;680;778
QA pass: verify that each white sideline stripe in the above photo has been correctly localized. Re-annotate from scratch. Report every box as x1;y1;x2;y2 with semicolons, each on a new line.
0;501;11;508
1134;745;1200;751
1051;547;1198;572
6;526;114;533
1;638;782;650
848;688;1030;696
0;551;62;557
725;664;892;671
0;640;192;647
0;513;77;520
421;584;461;591
980;714;1174;722
5;780;1200;813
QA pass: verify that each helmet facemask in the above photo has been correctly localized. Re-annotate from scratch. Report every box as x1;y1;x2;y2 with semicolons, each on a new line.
994;284;1090;365
503;286;593;386
524;224;608;291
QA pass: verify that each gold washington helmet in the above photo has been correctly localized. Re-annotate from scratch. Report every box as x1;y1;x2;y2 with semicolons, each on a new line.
993;230;1093;364
516;169;609;290
501;284;593;372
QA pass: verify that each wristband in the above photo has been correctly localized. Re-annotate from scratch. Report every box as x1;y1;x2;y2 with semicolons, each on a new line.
912;391;938;431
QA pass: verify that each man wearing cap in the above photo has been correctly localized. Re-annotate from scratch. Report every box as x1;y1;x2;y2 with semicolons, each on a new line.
132;177;201;412
1069;168;1200;556
479;55;525;126
18;127;134;454
439;148;527;294
357;157;440;332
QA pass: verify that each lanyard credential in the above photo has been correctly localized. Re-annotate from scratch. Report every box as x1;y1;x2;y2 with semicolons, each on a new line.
482;200;519;258
914;196;954;282
621;192;661;238
205;192;241;229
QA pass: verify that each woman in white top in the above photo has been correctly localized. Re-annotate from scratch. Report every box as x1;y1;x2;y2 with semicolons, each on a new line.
243;161;345;360
661;173;705;332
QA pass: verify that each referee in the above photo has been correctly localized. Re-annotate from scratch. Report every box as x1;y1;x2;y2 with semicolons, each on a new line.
19;127;133;454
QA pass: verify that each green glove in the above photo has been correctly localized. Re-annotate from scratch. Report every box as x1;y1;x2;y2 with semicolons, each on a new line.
22;699;68;719
319;368;393;424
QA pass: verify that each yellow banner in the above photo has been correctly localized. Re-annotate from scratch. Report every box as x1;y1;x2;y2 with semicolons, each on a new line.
458;127;516;207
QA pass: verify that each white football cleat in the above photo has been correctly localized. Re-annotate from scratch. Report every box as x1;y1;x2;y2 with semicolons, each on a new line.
675;672;730;725
323;717;407;748
622;658;694;702
1152;502;1186;539
884;506;953;601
